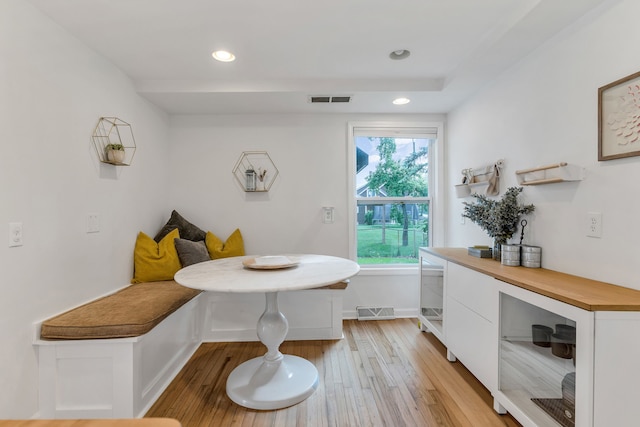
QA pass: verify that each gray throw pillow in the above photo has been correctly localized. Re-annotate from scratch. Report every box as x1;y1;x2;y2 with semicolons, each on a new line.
174;238;210;267
154;210;207;242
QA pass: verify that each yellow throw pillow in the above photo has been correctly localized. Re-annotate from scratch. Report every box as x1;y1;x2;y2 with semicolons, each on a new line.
131;229;182;284
205;229;245;259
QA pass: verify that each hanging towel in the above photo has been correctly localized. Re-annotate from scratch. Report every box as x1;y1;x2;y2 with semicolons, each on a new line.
486;163;501;196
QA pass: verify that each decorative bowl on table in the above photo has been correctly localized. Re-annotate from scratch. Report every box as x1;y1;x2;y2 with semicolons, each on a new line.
242;256;300;270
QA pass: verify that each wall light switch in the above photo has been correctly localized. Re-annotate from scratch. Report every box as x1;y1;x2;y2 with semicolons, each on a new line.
9;222;23;247
322;207;335;224
87;213;100;233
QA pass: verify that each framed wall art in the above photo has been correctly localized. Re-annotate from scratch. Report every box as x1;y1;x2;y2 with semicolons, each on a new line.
598;70;640;161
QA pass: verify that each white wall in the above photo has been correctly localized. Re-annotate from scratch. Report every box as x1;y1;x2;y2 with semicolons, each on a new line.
6;0;637;419
446;0;640;290
168;113;444;318
0;2;172;418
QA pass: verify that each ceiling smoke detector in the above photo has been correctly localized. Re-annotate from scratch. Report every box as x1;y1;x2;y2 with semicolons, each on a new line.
389;49;411;60
309;96;352;104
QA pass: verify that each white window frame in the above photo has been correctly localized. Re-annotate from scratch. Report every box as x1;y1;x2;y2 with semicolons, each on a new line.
347;121;445;271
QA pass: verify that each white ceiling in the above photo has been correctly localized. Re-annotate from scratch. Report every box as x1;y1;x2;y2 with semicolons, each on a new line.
27;0;609;115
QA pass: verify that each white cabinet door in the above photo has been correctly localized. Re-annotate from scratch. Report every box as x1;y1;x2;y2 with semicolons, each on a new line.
495;281;594;427
418;250;447;343
447;296;497;391
445;262;498;392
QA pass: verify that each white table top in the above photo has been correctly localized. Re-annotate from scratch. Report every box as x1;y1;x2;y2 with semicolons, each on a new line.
174;254;360;293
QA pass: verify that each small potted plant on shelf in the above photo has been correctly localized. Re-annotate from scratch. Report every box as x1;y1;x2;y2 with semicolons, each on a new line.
462;186;535;260
105;143;125;164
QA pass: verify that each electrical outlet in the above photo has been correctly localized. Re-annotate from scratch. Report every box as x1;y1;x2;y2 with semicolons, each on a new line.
587;212;602;238
9;222;23;247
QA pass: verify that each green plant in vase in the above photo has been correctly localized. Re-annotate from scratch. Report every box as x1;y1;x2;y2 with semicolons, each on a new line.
462;186;535;260
105;143;125;164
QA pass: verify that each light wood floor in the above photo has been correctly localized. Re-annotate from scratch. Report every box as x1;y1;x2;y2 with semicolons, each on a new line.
146;318;521;426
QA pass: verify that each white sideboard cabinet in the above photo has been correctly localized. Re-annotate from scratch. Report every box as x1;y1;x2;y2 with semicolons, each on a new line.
419;247;640;427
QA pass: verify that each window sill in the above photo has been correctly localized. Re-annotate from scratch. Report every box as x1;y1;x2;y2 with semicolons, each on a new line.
357;265;418;276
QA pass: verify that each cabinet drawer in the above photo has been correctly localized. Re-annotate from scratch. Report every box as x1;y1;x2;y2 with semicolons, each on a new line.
447;297;497;392
419;249;447;270
447;262;496;323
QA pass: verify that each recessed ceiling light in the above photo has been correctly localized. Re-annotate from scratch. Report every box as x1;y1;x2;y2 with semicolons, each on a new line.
393;97;411;105
389;49;410;60
212;50;236;62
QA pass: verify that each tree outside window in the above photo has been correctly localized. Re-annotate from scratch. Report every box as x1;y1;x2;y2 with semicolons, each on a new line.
356;135;432;265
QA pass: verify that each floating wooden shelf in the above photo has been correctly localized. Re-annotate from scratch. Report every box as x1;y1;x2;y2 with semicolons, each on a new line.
455;159;503;198
468;181;490;189
515;162;584;186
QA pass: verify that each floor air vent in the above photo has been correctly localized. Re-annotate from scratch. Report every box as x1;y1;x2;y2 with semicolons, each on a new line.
356;306;395;320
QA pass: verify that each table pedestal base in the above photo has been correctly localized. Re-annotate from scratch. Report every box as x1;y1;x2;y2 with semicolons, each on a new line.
226;355;319;410
226;291;319;410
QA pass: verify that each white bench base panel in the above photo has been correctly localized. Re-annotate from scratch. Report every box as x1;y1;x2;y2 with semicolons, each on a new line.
35;295;203;419
201;289;344;342
34;288;345;419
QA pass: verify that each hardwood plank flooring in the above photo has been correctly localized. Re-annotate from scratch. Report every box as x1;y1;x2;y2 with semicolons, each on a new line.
146;318;521;427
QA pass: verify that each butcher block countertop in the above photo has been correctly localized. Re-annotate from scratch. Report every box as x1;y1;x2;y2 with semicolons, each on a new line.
423;247;640;312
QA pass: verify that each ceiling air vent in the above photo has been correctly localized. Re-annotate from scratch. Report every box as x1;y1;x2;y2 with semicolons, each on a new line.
309;95;352;104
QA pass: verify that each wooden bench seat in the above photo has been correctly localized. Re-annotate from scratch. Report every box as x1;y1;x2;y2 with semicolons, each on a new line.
34;279;348;419
35;281;204;419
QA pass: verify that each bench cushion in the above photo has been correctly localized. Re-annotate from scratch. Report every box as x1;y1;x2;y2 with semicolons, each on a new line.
40;281;201;340
318;280;349;290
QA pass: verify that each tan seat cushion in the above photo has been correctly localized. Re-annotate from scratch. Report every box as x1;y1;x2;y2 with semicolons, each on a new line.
316;280;349;290
40;281;201;340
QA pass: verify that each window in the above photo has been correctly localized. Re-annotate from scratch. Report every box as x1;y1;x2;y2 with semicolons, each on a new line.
348;122;443;266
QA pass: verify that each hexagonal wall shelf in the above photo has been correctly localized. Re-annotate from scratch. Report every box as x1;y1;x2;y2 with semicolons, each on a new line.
232;151;279;192
92;117;137;166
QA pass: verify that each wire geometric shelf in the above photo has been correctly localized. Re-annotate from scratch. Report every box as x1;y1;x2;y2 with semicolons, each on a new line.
92;117;137;166
232;151;278;192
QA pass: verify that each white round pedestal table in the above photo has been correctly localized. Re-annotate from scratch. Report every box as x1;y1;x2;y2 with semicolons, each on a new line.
174;254;360;410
